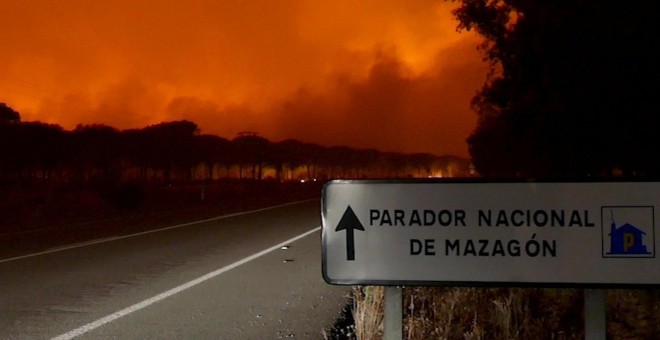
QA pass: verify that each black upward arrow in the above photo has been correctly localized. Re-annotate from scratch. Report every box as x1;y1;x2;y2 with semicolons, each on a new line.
335;205;364;261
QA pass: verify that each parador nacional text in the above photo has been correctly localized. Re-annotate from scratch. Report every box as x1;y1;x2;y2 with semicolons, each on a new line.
369;209;596;228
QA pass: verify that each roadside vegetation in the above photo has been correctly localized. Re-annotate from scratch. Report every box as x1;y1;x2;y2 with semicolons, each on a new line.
0;103;468;192
330;287;658;339
0;101;468;235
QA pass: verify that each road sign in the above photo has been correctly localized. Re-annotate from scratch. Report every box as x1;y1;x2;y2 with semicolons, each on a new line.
321;180;660;287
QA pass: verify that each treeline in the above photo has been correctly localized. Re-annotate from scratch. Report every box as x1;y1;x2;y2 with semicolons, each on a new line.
460;1;660;177
0;105;469;187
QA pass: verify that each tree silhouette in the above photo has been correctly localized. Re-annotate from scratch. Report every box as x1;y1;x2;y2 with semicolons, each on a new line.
70;124;122;185
408;153;436;177
382;152;408;177
0;109;469;189
0;103;20;124
456;1;660;177
232;132;271;179
354;148;380;178
323;146;356;178
141;120;200;182
197;134;232;180
0;121;65;181
299;142;324;180
273;139;307;181
121;128;149;181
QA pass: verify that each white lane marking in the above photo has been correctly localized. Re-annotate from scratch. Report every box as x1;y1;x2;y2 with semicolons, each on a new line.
0;199;315;264
51;226;321;340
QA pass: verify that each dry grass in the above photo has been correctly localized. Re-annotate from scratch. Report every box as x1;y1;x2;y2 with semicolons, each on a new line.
348;287;659;340
353;286;385;340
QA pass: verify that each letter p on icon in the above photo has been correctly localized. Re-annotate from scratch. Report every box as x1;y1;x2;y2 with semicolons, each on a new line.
624;233;635;252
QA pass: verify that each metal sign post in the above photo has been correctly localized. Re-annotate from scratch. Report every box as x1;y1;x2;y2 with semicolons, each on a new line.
383;286;403;340
585;289;606;340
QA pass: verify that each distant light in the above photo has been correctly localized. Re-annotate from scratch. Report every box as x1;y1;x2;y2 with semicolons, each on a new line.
300;179;306;183
313;178;317;182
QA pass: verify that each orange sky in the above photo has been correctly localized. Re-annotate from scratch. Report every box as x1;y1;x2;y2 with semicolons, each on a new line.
0;0;487;157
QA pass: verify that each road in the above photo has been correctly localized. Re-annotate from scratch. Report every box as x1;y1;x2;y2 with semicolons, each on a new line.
0;200;349;339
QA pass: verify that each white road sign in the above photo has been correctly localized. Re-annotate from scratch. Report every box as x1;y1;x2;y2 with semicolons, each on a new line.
321;180;660;286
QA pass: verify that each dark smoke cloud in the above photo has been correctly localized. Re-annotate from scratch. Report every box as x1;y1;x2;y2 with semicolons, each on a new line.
269;39;486;156
0;0;486;156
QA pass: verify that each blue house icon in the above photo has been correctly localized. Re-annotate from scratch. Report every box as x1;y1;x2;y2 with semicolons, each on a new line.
608;222;651;255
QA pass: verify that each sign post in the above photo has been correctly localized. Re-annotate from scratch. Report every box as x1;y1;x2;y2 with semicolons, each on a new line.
585;289;606;340
322;180;660;337
383;286;402;340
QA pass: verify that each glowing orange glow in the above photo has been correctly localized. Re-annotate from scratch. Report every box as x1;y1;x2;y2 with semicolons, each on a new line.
0;0;486;156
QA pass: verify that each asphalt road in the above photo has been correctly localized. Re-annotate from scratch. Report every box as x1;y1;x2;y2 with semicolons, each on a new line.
0;200;349;339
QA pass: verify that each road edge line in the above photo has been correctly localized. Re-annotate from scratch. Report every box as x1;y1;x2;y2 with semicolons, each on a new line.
50;226;321;340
